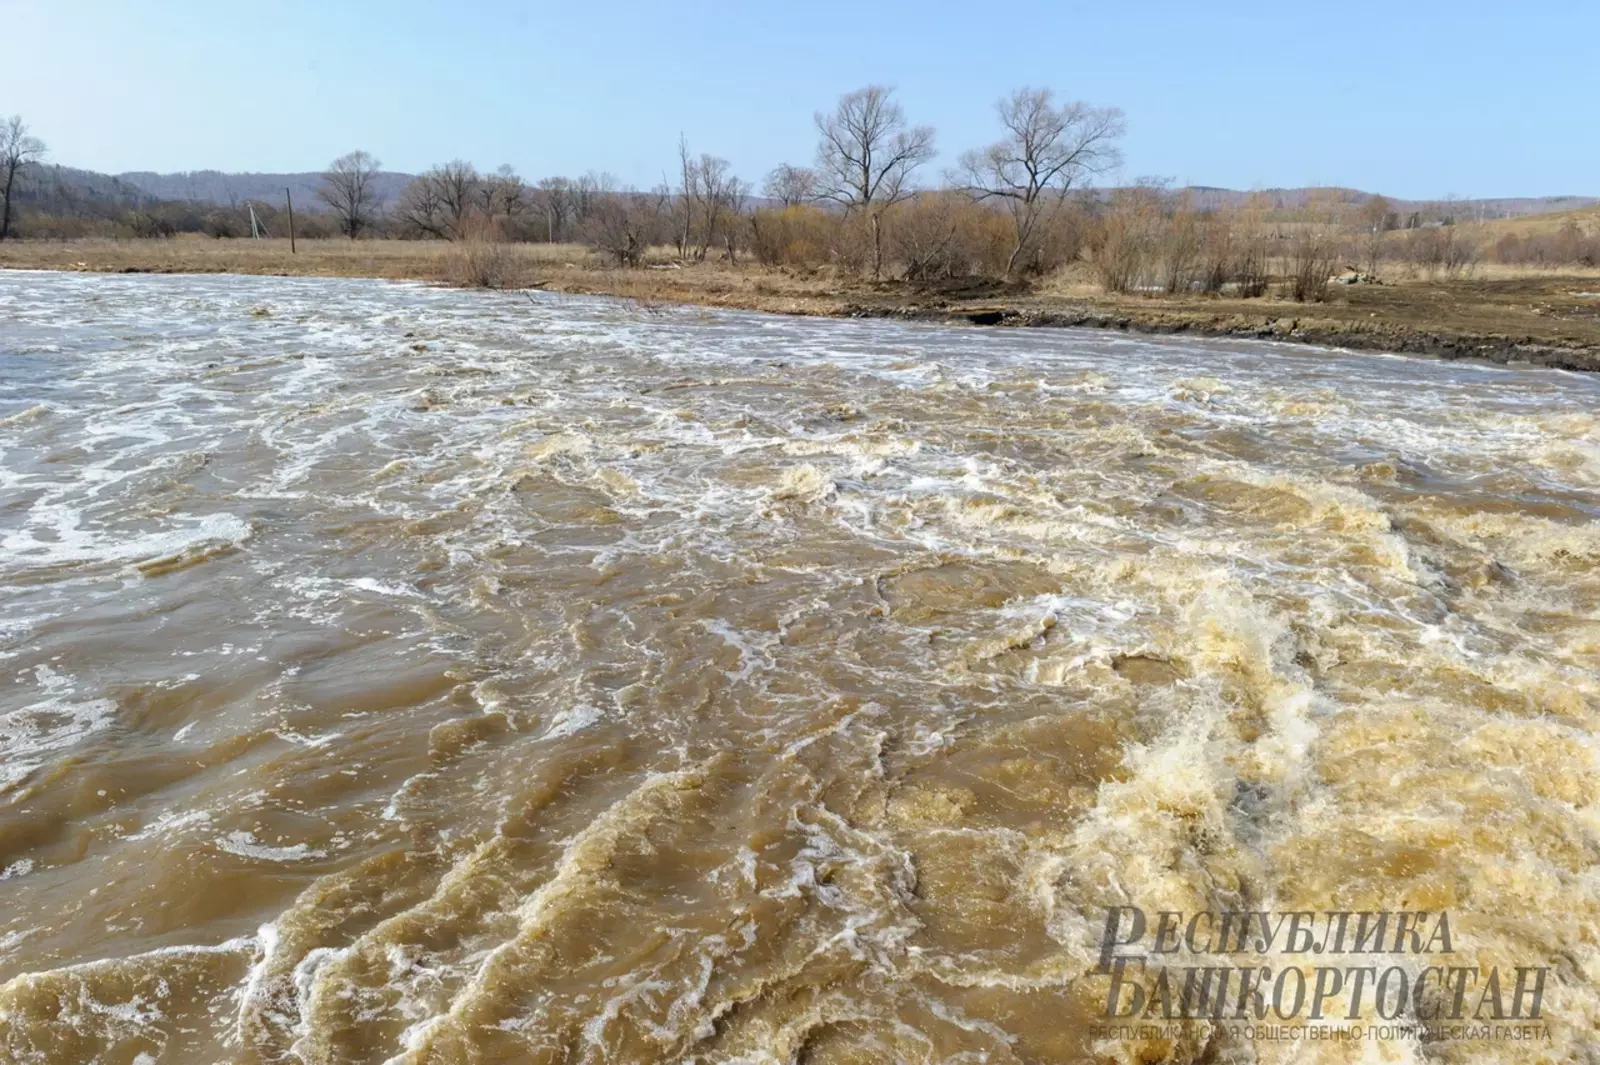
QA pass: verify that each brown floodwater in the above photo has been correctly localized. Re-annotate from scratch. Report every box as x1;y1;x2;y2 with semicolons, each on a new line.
2;271;1598;1064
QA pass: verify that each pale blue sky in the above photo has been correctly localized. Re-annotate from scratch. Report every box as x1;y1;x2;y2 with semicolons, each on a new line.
3;0;1594;200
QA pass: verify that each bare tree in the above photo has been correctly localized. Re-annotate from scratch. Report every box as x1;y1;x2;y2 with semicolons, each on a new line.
533;177;574;242
814;85;935;279
763;164;818;208
0;115;47;241
395;162;481;240
431;160;479;237
958;88;1124;277
1359;194;1393;277
585;188;665;267
317;150;384;239
723;175;749;263
690;154;742;261
674;135;697;259
395;174;449;239
480;164;527;225
668;139;748;262
572;172;611;227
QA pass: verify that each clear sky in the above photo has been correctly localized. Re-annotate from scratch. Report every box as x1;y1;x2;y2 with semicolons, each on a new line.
3;0;1594;200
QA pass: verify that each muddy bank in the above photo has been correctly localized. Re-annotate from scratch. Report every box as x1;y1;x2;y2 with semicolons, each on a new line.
848;302;1600;373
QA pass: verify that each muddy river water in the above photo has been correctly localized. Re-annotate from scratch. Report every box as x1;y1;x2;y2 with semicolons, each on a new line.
2;271;1599;1064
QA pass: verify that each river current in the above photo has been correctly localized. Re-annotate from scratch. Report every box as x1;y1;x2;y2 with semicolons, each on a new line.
2;271;1598;1064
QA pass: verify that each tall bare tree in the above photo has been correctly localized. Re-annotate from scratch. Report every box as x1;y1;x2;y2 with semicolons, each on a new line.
318;150;384;239
430;160;478;235
722;176;749;263
689;153;741;261
395;160;479;240
394;174;446;239
958;88;1124;277
763;164;818;208
0;115;46;241
814;86;935;279
674;135;697;259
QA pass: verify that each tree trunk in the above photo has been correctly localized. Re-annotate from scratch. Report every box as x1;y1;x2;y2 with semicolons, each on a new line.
0;163;16;241
1004;200;1037;281
870;212;882;281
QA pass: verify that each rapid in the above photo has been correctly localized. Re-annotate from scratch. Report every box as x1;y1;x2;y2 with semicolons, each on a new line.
2;271;1599;1064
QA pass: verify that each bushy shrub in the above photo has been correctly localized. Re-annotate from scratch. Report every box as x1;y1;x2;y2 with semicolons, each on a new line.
748;205;839;268
444;217;528;288
1088;186;1164;293
1404;225;1479;280
889;193;1011;280
1288;230;1341;302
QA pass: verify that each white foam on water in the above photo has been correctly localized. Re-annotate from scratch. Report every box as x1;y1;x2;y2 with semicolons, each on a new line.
4;272;1600;1064
0;666;117;795
0;511;251;575
214;831;327;863
124;809;214;842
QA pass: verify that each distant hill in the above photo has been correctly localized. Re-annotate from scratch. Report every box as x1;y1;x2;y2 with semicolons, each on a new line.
14;162;1598;226
95;171;1600;220
7;164;165;228
114;170;416;212
14;164;157;209
1178;186;1596;220
1478;202;1600;235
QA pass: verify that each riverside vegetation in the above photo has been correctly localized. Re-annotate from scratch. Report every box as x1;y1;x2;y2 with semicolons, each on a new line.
2;89;1599;369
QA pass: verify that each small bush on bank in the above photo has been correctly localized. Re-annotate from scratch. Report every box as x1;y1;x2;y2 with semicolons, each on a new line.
1288;231;1341;302
444;219;528;289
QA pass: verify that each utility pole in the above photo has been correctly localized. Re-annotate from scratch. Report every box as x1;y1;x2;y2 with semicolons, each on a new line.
285;187;297;254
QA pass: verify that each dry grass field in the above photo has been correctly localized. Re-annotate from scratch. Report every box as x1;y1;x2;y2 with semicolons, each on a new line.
0;236;601;280
4;235;1600;371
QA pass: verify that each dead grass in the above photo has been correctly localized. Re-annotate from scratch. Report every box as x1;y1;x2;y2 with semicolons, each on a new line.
1458;261;1600;281
0;236;599;281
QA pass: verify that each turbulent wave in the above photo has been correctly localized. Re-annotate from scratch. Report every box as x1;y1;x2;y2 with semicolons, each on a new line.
1;271;1598;1063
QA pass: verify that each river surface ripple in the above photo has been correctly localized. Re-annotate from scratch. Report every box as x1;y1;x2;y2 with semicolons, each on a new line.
2;271;1599;1064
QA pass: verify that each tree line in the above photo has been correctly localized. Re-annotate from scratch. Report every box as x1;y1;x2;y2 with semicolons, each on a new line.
5;93;1598;296
311;85;1125;282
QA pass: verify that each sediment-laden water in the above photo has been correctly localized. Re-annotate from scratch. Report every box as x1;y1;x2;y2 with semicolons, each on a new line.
2;271;1598;1064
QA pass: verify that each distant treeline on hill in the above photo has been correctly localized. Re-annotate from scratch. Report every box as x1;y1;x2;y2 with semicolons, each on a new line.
12;160;1590;245
6;164;401;240
113;169;414;210
3;86;1597;295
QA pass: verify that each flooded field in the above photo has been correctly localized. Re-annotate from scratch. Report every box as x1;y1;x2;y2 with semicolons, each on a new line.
2;271;1598;1064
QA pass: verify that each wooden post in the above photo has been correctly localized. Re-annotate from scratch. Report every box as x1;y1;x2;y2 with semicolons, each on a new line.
285;187;297;254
